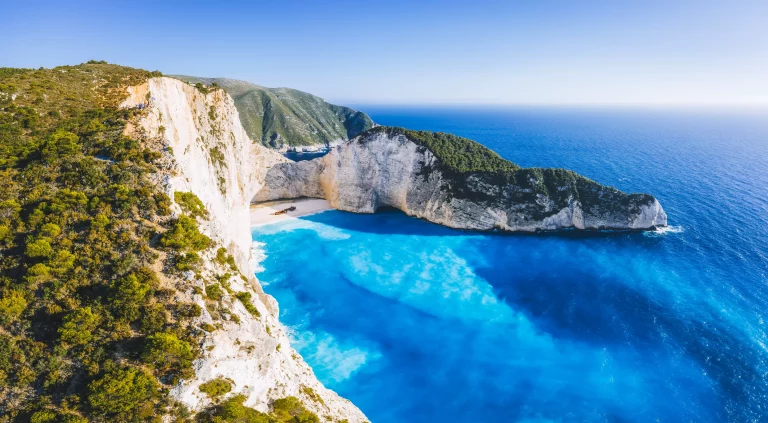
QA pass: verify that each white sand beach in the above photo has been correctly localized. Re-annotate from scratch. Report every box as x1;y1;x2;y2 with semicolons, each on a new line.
249;198;333;226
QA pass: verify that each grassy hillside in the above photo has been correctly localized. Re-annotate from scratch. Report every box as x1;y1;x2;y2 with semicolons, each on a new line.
173;76;374;148
0;62;321;422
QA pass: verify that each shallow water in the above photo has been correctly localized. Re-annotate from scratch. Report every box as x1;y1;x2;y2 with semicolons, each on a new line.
252;107;768;422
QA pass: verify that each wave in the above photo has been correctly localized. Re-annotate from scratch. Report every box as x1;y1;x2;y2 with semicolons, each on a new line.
249;240;267;274
644;225;684;236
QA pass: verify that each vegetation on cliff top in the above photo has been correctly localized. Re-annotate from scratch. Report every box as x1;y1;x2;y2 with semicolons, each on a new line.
173;76;374;148
362;126;654;216
0;62;322;422
364;126;520;174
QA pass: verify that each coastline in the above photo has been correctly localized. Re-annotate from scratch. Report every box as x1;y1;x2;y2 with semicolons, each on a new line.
250;198;333;226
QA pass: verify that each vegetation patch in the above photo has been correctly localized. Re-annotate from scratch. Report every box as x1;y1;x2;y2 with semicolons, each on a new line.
235;291;260;318
0;62;210;421
198;377;232;401
175;191;209;219
197;394;319;423
206;284;224;301
363;126;520;174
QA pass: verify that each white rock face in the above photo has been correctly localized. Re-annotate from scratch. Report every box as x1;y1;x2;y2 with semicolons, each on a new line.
255;130;667;232
121;77;368;422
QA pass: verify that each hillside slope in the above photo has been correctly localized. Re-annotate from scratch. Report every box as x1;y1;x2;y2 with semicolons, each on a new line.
173;76;374;149
0;63;367;422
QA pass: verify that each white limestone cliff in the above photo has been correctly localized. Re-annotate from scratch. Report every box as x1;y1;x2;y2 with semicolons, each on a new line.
255;130;667;232
121;77;368;422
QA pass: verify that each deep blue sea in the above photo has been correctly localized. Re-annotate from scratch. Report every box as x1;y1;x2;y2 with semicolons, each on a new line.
253;107;768;423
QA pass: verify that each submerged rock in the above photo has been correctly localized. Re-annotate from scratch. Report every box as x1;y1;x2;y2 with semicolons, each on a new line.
255;127;667;232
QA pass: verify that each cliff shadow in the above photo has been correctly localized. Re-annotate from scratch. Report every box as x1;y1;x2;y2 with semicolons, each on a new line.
298;206;664;242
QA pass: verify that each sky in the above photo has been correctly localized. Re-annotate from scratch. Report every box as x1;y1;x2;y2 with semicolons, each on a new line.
1;0;767;106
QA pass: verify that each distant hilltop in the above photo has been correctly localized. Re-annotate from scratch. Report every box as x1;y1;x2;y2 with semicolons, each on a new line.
173;75;374;150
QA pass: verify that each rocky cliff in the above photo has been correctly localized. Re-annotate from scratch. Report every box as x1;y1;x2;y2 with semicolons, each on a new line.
255;127;667;232
121;77;368;422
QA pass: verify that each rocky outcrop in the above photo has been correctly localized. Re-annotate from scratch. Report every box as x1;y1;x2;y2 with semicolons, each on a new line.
255;127;667;232
121;77;368;422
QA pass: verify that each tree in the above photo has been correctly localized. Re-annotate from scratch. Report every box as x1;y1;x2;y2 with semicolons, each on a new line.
59;307;99;347
88;366;159;421
42;129;79;160
141;332;195;382
0;290;27;324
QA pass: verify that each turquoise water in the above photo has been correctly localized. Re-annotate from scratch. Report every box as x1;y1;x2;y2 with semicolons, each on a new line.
252;107;768;422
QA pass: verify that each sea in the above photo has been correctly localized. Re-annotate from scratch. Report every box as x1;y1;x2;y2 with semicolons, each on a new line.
251;106;768;423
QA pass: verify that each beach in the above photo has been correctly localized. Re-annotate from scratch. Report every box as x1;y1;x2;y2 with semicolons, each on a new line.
250;198;333;226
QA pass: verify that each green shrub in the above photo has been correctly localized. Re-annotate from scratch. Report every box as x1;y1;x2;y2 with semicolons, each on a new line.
206;284;224;301
175;251;202;272
174;191;209;219
197;394;270;423
29;410;56;423
235;291;260;318
110;270;155;321
59;307;99;347
0;290;27;324
141;332;196;381
41;129;79;161
161;215;211;252
197;394;320;423
199;377;232;400
26;238;54;258
216;247;237;269
139;304;168;335
271;396;319;423
88;367;159;419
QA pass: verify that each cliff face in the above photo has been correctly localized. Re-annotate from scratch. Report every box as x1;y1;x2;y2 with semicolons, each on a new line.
121;77;367;422
255;128;667;232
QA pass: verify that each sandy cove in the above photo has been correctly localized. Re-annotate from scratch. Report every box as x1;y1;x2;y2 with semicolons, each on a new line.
249;198;333;226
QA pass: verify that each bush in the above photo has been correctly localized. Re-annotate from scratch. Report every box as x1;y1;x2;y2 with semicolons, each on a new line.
235;292;260;318
174;191;208;219
0;290;27;324
271;396;319;423
216;247;237;269
160;215;211;252
59;307;99;347
199;377;232;400
41;130;79;161
141;332;195;381
206;284;224;301
199;395;269;422
26;238;54;258
88;367;159;419
174;251;201;272
0;62;194;420
110;271;154;321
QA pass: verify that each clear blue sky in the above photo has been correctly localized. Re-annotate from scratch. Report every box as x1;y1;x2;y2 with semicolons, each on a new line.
2;0;766;106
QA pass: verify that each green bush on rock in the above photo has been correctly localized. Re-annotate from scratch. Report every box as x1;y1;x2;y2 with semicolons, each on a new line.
199;377;233;400
161;215;212;251
88;366;160;420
